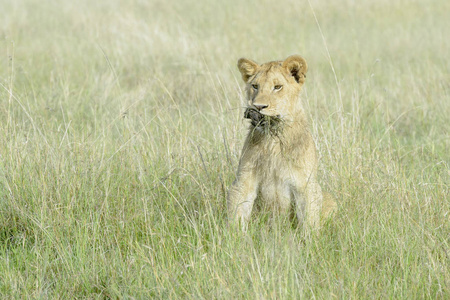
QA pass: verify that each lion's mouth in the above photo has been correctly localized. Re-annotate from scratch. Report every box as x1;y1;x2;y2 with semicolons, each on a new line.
244;107;281;128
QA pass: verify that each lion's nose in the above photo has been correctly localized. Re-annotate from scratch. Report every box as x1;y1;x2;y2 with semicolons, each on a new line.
254;104;268;111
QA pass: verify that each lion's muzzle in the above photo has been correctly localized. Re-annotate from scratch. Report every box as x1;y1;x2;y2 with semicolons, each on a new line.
244;107;281;128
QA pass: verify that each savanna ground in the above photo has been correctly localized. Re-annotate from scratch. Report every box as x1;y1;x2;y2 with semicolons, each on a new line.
0;0;449;298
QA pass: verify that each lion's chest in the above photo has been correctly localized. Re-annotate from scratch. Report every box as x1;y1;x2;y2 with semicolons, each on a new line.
255;149;298;212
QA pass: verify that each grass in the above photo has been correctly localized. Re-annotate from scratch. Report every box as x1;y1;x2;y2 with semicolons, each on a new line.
0;0;449;298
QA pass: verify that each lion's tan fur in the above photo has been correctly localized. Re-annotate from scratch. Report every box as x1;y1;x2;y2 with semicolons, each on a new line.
228;55;335;230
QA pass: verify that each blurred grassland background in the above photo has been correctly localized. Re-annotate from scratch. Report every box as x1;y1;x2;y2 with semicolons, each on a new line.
0;0;449;298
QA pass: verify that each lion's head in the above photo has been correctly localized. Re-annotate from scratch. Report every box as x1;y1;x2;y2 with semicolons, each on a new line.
237;55;308;129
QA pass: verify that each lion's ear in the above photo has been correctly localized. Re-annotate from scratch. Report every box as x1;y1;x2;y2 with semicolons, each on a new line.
237;58;259;83
282;55;308;84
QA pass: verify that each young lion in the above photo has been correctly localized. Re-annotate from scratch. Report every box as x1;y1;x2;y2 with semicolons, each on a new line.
228;55;335;230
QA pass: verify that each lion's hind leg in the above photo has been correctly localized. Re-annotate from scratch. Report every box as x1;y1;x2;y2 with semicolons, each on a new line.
320;192;337;222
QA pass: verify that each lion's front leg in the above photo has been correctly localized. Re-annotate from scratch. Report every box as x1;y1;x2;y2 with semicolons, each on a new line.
292;180;323;230
305;181;323;229
227;168;258;231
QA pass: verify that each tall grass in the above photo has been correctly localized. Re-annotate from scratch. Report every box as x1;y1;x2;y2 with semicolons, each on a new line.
1;0;449;298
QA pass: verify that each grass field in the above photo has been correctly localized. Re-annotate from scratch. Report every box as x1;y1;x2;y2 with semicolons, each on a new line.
1;0;449;298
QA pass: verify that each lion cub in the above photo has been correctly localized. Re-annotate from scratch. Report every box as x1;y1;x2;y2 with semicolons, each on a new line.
228;55;335;230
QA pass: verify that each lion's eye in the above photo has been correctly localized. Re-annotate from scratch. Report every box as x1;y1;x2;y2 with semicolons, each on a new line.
274;85;283;91
251;84;259;90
